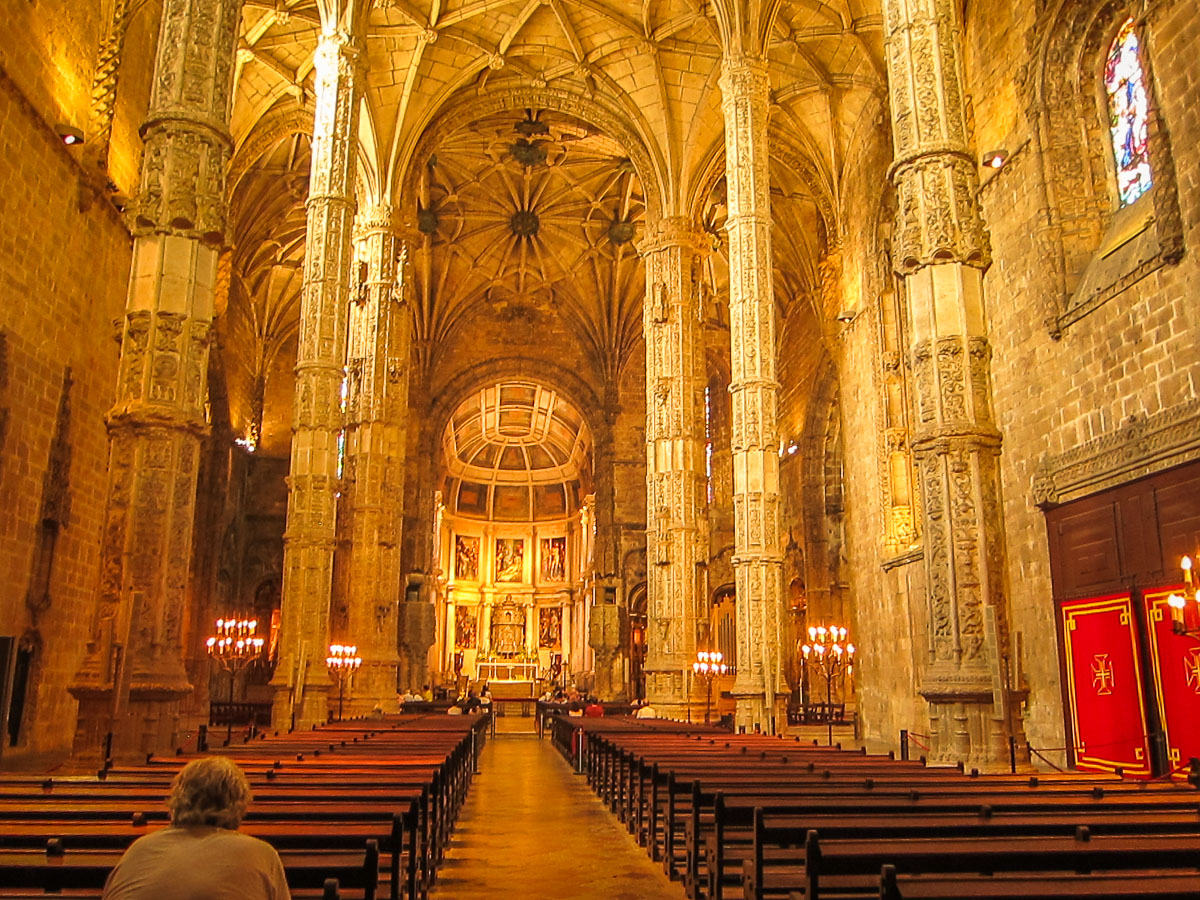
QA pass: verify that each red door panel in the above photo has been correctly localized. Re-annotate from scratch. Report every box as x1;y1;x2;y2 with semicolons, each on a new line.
1142;586;1200;777
1060;594;1153;777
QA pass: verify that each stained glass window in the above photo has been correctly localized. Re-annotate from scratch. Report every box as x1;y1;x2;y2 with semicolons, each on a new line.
1104;18;1153;206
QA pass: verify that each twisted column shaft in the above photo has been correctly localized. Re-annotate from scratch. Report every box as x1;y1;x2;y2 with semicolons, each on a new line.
719;57;786;734
641;217;709;718
341;207;412;712
272;32;364;729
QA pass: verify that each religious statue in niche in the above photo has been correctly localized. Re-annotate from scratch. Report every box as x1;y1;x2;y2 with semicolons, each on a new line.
455;535;479;581
539;606;562;649
490;596;525;657
454;605;477;649
495;538;524;582
540;536;567;582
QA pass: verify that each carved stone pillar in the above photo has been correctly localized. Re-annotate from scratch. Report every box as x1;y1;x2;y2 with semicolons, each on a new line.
588;395;629;701
641;217;708;719
719;56;786;734
69;0;239;759
339;206;412;713
883;0;1021;765
588;602;628;701
398;575;435;692
271;31;364;730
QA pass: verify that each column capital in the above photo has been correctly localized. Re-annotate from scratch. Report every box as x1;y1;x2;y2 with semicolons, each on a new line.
718;55;770;97
314;29;365;67
354;203;401;236
640;216;708;255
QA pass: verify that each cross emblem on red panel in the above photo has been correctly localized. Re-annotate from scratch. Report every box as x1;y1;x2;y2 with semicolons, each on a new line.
1184;649;1200;695
1091;654;1115;695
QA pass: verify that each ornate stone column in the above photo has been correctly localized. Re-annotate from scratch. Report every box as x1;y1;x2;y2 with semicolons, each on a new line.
69;0;239;759
719;56;786;733
883;0;1021;766
271;30;364;730
339;205;412;713
641;217;709;719
587;394;629;701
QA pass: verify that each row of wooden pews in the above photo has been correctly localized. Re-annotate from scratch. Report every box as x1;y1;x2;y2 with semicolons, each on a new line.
550;716;1200;899
0;712;489;899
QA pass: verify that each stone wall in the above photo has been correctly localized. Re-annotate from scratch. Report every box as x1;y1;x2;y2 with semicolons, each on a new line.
0;71;132;754
965;0;1200;755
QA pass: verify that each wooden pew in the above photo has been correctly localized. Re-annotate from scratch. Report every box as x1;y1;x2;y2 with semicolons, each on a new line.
0;714;483;900
0;839;380;899
564;718;1200;900
875;866;1200;899
744;826;1200;900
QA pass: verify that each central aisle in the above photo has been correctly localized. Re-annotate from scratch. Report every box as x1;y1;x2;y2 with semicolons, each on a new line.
430;734;686;899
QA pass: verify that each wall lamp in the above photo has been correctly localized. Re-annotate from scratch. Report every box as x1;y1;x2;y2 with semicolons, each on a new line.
55;124;84;146
982;149;1008;169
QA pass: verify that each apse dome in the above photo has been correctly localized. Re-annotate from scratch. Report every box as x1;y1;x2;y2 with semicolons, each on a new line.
441;382;591;521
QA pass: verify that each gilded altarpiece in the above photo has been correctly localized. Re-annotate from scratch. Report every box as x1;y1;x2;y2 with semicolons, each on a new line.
454;606;478;650
539;606;562;649
455;536;479;581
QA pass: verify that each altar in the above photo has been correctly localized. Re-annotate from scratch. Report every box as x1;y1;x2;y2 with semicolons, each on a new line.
477;660;538;683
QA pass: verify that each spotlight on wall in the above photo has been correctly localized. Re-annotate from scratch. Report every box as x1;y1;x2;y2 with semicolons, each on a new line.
982;149;1008;169
836;308;857;323
110;193;131;212
55;124;84;146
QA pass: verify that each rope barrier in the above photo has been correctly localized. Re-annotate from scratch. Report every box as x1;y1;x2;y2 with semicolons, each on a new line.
1027;744;1067;773
1030;732;1160;753
1149;758;1196;782
906;732;930;752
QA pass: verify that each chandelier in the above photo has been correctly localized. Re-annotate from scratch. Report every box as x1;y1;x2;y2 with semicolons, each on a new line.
326;643;362;721
206;618;264;664
799;625;856;745
205;617;264;745
692;650;728;725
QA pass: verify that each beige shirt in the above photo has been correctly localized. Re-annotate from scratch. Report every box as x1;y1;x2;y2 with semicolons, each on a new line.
102;826;290;900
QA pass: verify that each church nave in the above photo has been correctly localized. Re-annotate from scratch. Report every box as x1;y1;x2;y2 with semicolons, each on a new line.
430;735;684;900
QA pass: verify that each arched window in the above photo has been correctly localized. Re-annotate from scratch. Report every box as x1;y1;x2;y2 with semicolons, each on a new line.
1104;17;1153;206
336;370;349;480
704;385;714;504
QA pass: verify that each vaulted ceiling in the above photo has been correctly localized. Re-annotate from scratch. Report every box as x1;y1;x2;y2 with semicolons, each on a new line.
220;0;889;452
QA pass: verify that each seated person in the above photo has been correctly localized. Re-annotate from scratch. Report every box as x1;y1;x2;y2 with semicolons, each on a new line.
421;684;433;701
464;690;482;712
446;703;464;716
102;757;289;900
584;696;605;717
634;700;657;719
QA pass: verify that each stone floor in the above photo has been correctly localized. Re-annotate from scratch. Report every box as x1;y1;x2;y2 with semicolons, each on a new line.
430;734;685;900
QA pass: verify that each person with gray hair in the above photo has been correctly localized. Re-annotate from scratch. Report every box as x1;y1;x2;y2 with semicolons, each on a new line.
102;756;290;899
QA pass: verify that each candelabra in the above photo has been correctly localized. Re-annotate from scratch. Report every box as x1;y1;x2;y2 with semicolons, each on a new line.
1168;556;1200;637
205;617;264;745
692;650;728;726
800;625;855;746
326;643;362;722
